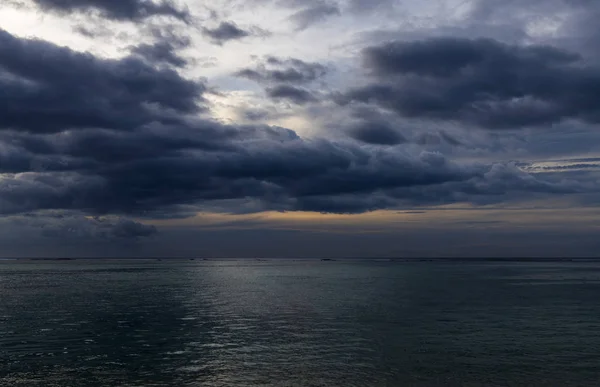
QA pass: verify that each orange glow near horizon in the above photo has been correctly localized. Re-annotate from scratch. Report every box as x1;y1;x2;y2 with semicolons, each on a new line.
145;202;600;233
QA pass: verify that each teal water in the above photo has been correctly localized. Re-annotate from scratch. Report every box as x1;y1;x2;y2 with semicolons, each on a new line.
1;260;600;386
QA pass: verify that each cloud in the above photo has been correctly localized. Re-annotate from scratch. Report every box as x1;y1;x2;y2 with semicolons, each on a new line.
347;121;406;145
0;27;597;221
1;125;589;216
0;28;205;133
130;38;189;68
289;2;341;30
73;24;116;39
344;0;394;13
243;108;271;121
522;157;600;173
236;56;328;85
265;85;317;104
247;0;395;19
236;56;326;106
23;0;190;23
201;21;267;45
341;36;600;129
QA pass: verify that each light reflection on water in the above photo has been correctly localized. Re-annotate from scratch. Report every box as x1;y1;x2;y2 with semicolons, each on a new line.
1;260;600;386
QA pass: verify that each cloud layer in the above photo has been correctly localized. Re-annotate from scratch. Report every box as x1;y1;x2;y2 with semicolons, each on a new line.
2;0;600;253
1;26;587;219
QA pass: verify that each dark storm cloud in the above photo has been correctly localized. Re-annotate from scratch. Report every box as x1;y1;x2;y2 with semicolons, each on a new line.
0;29;595;219
24;0;190;23
415;131;463;147
347;121;406;145
1;123;588;216
236;57;328;85
0;121;301;176
342;37;600;129
0;28;205;133
266;85;317;104
201;21;267;45
363;38;496;78
289;2;341;30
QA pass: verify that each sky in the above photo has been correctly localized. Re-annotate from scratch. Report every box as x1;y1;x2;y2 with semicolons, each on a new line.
1;0;600;258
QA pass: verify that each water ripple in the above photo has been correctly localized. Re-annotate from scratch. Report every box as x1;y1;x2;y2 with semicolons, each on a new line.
2;260;600;386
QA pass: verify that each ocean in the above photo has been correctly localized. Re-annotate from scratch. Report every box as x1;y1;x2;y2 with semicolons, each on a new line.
1;259;600;386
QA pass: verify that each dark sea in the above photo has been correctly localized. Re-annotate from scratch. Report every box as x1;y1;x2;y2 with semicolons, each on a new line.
2;259;600;386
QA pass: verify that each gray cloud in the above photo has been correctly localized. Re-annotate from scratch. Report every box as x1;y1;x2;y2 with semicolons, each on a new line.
73;24;116;38
202;21;248;43
23;0;190;23
236;56;328;85
266;85;318;104
342;37;600;129
201;21;267;45
130;38;189;68
243;108;271;121
236;56;327;105
289;2;341;30
0;28;204;133
347;121;406;145
244;0;396;20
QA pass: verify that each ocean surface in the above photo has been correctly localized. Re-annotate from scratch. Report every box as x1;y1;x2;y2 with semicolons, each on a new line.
1;259;600;386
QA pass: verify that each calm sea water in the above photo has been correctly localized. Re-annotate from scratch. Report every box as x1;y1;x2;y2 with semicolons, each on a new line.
1;260;600;386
